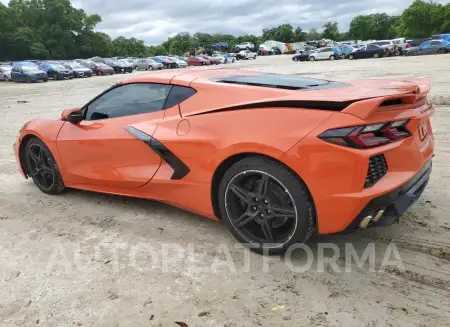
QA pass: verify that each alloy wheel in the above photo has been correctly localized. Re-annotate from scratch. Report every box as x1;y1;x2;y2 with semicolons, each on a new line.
26;144;55;191
224;170;297;247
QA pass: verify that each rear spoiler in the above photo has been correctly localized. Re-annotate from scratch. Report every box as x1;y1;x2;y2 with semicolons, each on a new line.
342;78;430;120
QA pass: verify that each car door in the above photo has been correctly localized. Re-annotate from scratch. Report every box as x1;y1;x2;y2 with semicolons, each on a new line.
429;40;442;54
11;67;23;81
366;45;378;58
418;41;432;55
56;82;173;189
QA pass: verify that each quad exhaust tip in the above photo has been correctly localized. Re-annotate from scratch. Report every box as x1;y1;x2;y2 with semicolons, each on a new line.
359;209;385;228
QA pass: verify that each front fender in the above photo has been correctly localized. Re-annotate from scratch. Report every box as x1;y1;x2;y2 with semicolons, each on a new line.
15;119;66;178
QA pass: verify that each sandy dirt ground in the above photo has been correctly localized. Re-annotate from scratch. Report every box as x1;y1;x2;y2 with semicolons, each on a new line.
0;55;449;327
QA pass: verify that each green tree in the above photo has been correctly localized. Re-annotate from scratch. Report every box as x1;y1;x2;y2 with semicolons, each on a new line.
305;28;322;41
322;22;339;40
349;13;400;40
396;0;446;38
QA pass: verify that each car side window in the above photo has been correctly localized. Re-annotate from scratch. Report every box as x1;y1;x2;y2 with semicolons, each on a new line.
367;45;377;50
431;41;441;45
421;41;432;48
85;83;172;121
164;86;197;109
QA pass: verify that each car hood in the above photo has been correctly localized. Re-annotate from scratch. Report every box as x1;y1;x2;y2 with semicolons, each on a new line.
74;68;91;72
25;69;46;74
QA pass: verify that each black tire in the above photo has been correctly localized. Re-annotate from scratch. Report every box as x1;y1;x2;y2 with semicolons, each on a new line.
438;48;446;54
24;137;65;195
329;55;335;60
348;54;354;60
218;156;315;254
25;76;30;83
149;65;153;70
373;52;380;58
135;66;139;71
309;56;315;61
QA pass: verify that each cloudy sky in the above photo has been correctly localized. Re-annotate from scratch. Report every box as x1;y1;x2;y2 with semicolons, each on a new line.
0;0;433;44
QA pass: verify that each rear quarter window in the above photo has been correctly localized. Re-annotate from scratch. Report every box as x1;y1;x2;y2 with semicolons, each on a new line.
164;86;197;109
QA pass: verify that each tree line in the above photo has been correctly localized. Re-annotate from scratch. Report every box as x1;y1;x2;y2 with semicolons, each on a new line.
1;0;449;61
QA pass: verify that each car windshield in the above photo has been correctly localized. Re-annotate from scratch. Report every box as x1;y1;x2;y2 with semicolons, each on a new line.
119;60;130;65
51;64;66;70
69;63;83;69
20;65;39;70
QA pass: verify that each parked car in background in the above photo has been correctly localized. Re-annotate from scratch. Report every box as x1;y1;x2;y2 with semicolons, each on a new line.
104;59;133;73
405;39;450;56
11;62;48;83
185;56;210;66
432;34;450;42
308;47;337;61
0;65;12;81
152;56;178;68
392;38;408;55
198;55;220;64
236;50;257;60
236;42;254;51
292;50;315;62
166;56;188;68
339;44;358;57
368;40;399;56
84;62;115;75
38;62;73;80
346;44;385;59
134;58;163;70
62;62;93;78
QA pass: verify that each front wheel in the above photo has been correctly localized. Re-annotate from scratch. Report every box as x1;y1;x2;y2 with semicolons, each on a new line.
309;56;315;61
218;156;315;254
373;52;380;58
329;55;335;60
438;48;446;54
24;137;65;195
348;54;354;60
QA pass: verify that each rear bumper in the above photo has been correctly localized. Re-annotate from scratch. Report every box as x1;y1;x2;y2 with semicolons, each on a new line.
342;158;432;232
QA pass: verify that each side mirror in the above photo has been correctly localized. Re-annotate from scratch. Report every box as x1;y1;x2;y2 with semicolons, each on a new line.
61;107;83;123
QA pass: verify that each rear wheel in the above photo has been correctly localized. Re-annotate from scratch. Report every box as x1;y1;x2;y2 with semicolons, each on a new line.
24;137;65;195
329;55;335;60
438;48;446;54
373;52;380;58
348;54;354;60
25;76;30;83
218;156;315;254
135;66;139;71
148;65;153;70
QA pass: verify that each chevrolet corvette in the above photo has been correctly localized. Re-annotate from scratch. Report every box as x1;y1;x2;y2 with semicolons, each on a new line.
13;68;434;253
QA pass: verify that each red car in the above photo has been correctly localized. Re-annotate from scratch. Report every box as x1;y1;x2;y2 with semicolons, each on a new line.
199;55;220;65
86;62;114;75
185;56;210;66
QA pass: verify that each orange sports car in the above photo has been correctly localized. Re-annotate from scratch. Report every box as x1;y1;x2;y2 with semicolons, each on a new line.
13;68;434;253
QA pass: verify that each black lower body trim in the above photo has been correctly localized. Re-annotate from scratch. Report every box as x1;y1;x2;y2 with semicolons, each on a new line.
341;159;432;233
125;126;190;180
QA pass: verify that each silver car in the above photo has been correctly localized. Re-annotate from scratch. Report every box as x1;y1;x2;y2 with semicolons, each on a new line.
133;58;163;71
0;65;12;81
168;56;188;68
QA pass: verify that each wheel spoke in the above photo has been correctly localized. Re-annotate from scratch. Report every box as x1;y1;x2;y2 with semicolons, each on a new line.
42;166;53;175
32;167;42;176
39;172;49;188
234;212;257;228
255;174;269;197
229;184;252;204
267;205;296;218
261;220;275;243
38;148;44;162
28;150;40;164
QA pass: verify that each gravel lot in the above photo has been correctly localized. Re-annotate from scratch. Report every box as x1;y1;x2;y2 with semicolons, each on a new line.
1;55;449;327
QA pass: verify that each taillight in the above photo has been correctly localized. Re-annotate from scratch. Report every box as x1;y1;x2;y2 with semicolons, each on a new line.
318;120;411;149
